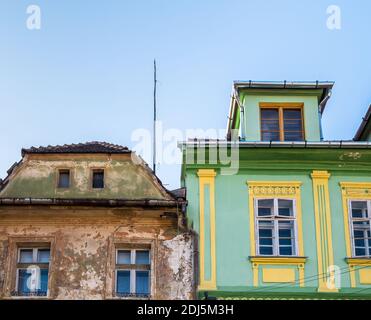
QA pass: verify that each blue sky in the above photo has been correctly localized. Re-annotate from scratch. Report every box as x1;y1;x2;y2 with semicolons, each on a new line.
1;0;370;190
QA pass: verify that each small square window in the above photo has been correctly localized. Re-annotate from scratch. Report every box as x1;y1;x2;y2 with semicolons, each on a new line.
92;170;104;189
58;170;70;188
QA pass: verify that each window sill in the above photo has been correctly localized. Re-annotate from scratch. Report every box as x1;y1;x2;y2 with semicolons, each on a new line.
346;257;371;265
7;296;51;300
250;256;307;265
112;293;151;300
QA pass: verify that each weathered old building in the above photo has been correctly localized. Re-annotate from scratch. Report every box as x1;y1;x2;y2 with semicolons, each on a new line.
0;142;194;300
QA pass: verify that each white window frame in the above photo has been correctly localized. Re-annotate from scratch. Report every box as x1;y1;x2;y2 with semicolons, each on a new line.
115;249;151;297
16;247;50;297
348;200;371;258
254;198;299;257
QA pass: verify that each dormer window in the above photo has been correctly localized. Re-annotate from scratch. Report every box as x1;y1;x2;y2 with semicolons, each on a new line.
260;106;304;142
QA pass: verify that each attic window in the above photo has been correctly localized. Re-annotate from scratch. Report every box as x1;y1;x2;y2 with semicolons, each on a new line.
92;170;104;189
260;107;304;142
58;170;70;188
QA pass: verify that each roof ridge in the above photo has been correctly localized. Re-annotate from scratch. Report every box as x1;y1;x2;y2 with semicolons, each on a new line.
22;141;130;156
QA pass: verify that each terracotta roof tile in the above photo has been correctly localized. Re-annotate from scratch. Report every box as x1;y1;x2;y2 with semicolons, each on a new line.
22;141;130;156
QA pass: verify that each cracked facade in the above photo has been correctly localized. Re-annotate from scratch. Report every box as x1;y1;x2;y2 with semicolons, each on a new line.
0;143;194;300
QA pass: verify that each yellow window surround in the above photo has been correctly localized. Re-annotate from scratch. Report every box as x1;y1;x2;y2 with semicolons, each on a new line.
247;181;305;287
340;182;371;288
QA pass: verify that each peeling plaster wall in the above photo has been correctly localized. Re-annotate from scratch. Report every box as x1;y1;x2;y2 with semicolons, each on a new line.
0;207;194;300
0;154;169;200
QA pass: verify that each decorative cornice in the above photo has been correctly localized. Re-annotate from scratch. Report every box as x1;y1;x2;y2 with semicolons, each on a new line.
247;181;302;196
340;182;371;196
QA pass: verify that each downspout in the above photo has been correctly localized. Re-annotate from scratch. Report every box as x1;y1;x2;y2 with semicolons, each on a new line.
232;86;245;141
318;89;332;141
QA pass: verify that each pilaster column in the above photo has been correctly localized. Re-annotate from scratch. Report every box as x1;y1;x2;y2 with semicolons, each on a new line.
197;169;217;291
311;170;338;292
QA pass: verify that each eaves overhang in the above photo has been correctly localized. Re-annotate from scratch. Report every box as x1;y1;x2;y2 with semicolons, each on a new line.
233;80;334;114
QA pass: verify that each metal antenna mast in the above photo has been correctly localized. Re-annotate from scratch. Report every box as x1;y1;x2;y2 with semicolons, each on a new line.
153;60;157;174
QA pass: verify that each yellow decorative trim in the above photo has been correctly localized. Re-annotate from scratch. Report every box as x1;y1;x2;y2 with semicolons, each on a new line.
262;268;296;283
250;257;307;265
198;169;217;291
247;181;305;287
250;257;306;287
346;258;371;266
197;169;217;178
252;263;259;287
359;269;371;285
311;171;331;179
311;170;338;292
340;182;371;288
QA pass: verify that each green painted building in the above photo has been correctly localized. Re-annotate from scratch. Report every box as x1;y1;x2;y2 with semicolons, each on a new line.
180;81;371;299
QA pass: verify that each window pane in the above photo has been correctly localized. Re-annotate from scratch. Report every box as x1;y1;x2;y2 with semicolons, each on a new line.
284;131;303;141
279;246;293;256
40;269;49;293
261;109;280;141
279;228;292;238
19;249;33;263
136;271;150;295
261;120;280;132
279;238;293;246
257;199;274;216
259;246;273;255
262;132;280;141
283;109;303;141
18;269;31;294
278;199;294;217
117;250;131;264
136;251;150;265
117;270;130;294
58;171;70;188
259;238;273;246
354;239;365;247
261;109;279;120
354;230;364;238
92;170;104;189
355;248;366;256
259;227;273;238
351;201;368;218
37;249;50;263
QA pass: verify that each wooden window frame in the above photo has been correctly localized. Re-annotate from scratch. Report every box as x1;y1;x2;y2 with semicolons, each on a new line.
260;103;305;142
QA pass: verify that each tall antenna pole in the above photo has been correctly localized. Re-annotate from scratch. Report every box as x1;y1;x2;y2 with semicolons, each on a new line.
153;59;157;174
